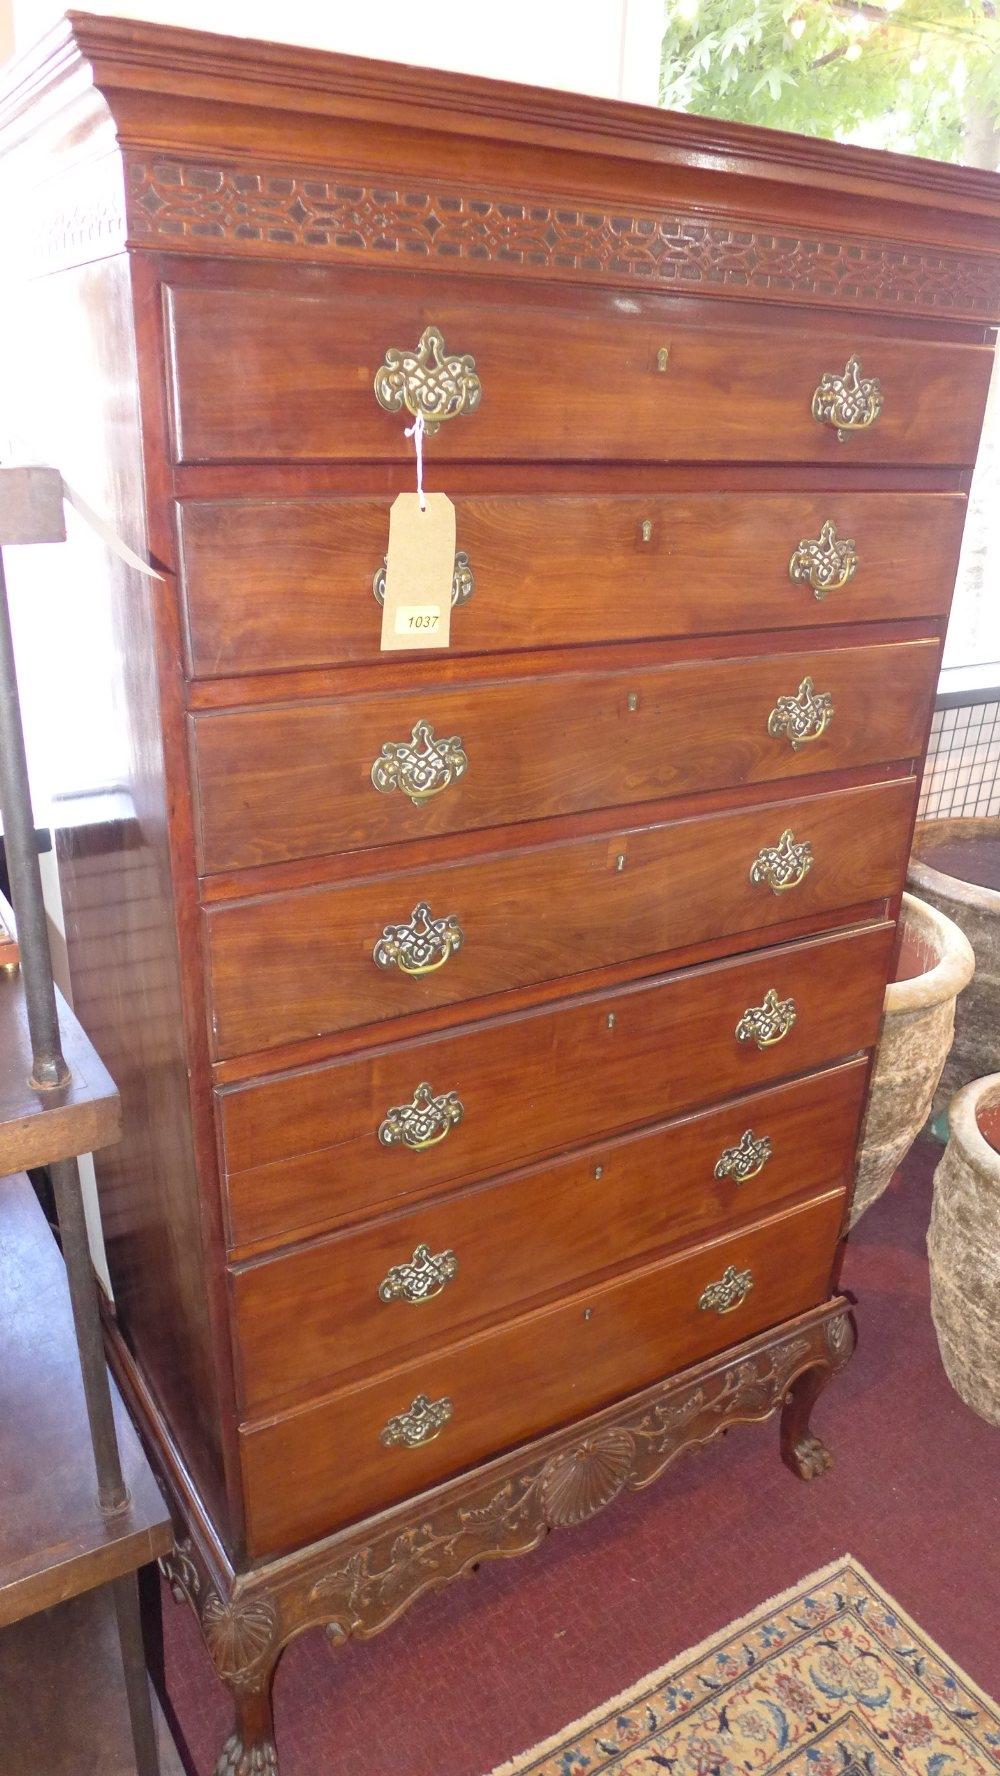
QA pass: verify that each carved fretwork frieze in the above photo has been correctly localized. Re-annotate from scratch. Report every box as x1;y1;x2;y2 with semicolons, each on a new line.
122;157;1000;319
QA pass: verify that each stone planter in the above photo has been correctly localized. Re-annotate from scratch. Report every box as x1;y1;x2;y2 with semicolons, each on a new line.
908;817;1000;1118
928;1072;1000;1424
851;892;975;1226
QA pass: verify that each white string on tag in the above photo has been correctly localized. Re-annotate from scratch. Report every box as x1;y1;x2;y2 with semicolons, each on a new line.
403;410;427;512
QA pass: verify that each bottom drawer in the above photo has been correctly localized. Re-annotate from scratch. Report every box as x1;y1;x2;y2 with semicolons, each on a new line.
240;1188;845;1556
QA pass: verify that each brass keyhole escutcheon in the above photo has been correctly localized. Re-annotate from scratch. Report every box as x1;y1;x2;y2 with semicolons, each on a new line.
640;518;653;543
656;346;669;372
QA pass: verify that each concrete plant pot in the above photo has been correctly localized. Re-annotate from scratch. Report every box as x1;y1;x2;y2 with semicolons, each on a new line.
851;892;975;1227
928;1072;1000;1425
908;817;1000;1118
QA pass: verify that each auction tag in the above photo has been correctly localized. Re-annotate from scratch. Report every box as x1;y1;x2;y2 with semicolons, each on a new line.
380;491;456;651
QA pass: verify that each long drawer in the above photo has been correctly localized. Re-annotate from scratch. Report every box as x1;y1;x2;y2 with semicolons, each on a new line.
239;1188;846;1555
164;281;993;465
177;492;966;677
206;777;914;1059
231;1057;867;1413
219;920;894;1251
192;640;935;873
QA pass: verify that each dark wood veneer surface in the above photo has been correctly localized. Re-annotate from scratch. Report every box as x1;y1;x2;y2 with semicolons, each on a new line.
165;281;993;466
239;1188;846;1555
206;777;915;1058
220;921;894;1250
177;491;966;676
231;1058;868;1412
191;640;934;873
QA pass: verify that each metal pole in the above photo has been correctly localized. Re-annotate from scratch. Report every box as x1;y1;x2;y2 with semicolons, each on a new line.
0;546;67;1087
112;1572;162;1776
48;1156;129;1515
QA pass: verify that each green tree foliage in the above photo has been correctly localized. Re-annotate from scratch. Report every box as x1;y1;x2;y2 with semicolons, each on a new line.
660;0;1000;168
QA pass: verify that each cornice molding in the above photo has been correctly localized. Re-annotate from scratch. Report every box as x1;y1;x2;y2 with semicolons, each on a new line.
3;12;1000;222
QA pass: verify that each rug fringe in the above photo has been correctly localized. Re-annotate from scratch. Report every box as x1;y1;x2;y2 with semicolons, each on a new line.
485;1553;994;1776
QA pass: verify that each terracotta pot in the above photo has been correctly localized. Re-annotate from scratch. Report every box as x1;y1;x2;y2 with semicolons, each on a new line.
908;817;1000;1118
851;892;975;1226
928;1072;1000;1425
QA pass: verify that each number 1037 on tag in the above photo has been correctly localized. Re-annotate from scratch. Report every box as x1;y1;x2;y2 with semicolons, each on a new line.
395;604;442;634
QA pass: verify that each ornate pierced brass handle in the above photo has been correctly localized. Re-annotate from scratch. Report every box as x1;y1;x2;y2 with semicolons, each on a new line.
378;1243;458;1305
371;719;468;807
714;1129;773;1183
789;520;858;599
380;1392;454;1449
812;355;883;441
750;829;814;895
735;987;797;1050
378;1082;464;1152
767;677;834;750
373;551;475;609
699;1264;754;1315
373;327;482;435
373;902;464;976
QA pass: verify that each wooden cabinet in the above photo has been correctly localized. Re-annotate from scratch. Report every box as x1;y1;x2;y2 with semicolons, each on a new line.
3;16;998;1773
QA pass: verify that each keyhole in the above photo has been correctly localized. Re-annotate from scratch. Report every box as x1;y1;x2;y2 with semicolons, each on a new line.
627;691;639;713
640;518;653;543
615;853;626;873
606;1012;616;1031
656;346;669;372
583;1307;593;1322
593;1164;604;1180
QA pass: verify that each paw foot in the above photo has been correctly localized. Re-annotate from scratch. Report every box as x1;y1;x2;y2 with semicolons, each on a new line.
788;1434;833;1481
215;1733;278;1776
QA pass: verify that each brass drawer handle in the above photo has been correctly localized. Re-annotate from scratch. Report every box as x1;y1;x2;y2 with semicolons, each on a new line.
373;550;475;609
380;1392;454;1449
378;1243;458;1305
812;355;883;441
767;676;834;750
750;829;814;895
373;326;482;435
371;719;469;806
789;520;858;599
714;1129;773;1184
378;1081;464;1152
699;1264;754;1315
736;987;797;1050
373;902;464;976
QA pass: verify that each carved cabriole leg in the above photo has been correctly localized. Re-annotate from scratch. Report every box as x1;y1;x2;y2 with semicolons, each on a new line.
160;1540;282;1774
215;1676;279;1776
780;1310;857;1480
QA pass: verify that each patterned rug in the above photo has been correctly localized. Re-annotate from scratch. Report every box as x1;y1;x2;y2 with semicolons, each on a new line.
490;1556;1000;1776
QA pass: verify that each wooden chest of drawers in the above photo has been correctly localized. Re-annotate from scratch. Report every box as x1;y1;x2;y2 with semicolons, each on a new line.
3;16;999;1774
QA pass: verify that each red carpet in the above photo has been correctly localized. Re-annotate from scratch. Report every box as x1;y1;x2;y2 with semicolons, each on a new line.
161;1139;1000;1776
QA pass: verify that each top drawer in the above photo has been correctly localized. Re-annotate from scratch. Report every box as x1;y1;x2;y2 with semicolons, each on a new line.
164;283;993;467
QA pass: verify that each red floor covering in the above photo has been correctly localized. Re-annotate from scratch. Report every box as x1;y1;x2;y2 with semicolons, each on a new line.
162;1139;1000;1775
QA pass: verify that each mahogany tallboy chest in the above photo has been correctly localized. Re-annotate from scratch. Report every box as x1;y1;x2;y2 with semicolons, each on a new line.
3;16;1000;1772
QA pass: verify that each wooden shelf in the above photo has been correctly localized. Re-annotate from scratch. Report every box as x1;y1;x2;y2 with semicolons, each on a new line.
0;1588;183;1776
0;890;120;1174
0;1172;171;1627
